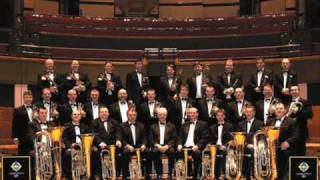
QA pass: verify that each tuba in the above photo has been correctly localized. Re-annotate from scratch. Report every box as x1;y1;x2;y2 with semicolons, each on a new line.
129;148;143;179
101;145;117;179
225;132;246;180
34;130;54;180
49;127;65;180
201;145;217;180
253;127;280;180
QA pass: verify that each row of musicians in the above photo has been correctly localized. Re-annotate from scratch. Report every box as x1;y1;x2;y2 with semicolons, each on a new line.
28;103;299;180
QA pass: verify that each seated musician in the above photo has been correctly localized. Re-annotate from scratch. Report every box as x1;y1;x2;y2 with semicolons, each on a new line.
208;109;233;178
62;110;92;179
237;105;264;179
177;107;209;180
149;107;178;179
119;108;150;180
91;106;122;178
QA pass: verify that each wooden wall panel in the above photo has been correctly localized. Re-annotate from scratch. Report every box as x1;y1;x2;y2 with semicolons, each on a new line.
309;106;320;141
261;0;286;15
24;0;34;9
34;0;59;15
159;6;203;19
0;107;13;139
203;6;239;17
80;4;114;17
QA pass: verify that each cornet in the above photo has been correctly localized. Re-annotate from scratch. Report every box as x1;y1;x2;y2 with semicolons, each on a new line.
201;145;217;180
101;145;117;179
129;148;143;179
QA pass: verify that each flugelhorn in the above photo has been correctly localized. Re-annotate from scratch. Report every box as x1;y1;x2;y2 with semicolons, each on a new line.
101;145;117;179
201;144;217;180
49;126;65;180
129;148;142;179
34;130;54;180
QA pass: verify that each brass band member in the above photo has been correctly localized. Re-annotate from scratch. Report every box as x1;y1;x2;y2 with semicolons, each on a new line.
266;103;299;179
119;108;149;180
62;110;92;179
83;89;103;127
91;106;122;178
288;86;313;155
177;107;209;180
208;109;233;178
97;61;123;106
126;59;150;105
149;107;178;179
237;105;264;179
12;90;35;155
35;88;59;124
63;60;91;104
37;58;63;103
109;89;133;123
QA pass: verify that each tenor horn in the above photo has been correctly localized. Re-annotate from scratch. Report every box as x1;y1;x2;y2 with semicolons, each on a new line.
49;127;65;180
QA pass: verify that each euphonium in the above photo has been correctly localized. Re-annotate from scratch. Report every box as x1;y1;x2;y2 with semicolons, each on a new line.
129;148;142;179
175;148;189;180
101;145;117;179
201;145;217;180
71;143;86;180
49;127;64;180
34;130;54;180
226;132;246;180
81;133;95;179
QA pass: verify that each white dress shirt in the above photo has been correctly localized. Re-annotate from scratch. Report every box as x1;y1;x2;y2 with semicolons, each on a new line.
74;72;79;80
75;126;81;143
137;72;142;87
263;98;271;124
185;121;196;147
283;72;288;88
26;105;33;122
207;100;213;117
196;73;203;98
227;73;231;86
92;103;99;120
159;123;166;145
149;102;155;117
217;124;223;145
181;99;187;124
168;78;173;88
246;119;254;134
43;101;51;121
119;102;128;123
130;123;136;145
103;121;108;133
275;116;285;128
237;100;244;117
257;71;263;86
106;73;111;81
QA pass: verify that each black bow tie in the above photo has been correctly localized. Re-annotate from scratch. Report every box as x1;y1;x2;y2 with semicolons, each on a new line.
276;119;281;122
70;103;77;106
92;103;98;106
26;106;32;109
129;123;135;126
160;122;166;125
181;98;187;101
237;101;242;104
73;124;80;127
120;101;126;105
265;98;271;101
148;101;155;104
218;123;224;126
206;98;213;102
44;101;50;105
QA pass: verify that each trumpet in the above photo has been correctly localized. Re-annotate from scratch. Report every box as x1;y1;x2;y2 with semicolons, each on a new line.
49;127;65;180
253;127;280;180
34;130;54;180
225;132;246;180
201;145;217;180
101;145;117;179
129;148;142;179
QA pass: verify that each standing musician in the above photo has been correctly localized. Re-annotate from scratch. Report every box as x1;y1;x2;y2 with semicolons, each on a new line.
149;107;178;179
288;86;313;155
126;59;150;105
266;103;299;179
177;107;209;180
83;89;103;127
97;61;123;106
63;60;91;104
119;108;150;180
208;109;233;178
35;88;59;124
62;110;92;179
109;89;134;124
91;106;122;178
237;106;264;179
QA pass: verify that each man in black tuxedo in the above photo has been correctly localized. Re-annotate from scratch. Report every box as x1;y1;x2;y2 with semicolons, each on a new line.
226;87;252;128
197;85;225;126
138;89;163;132
126;59;150;105
248;58;273;103
63;60;91;103
62;110;92;179
186;61;214;101
168;84;196;131
288;86;313;155
37;59;63;103
237;105;264;179
91;106;122;178
266;103;299;179
119;108;150;180
255;84;280;125
217;59;242;101
149;107;178;179
177;107;209;179
274;58;298;104
109;89;135;124
97;61;123;106
83;89;103;127
11;90;35;155
57;89;86;125
208;109;233;178
34;88;59;124
158;64;182;106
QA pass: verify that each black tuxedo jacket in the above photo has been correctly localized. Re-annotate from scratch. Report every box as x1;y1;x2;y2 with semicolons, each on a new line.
226;99;252;128
126;71;149;105
237;119;264;144
158;76;182;105
138;101;162;131
28;120;56;151
179;120;209;150
91;118;121;147
208;121;234;145
255;97;279;124
83;102;103;127
37;71;63;102
57;102;83;125
197;97;225;126
34;101;59;123
96;72;122;106
62;122;92;149
217;71;242;99
149;122;178;148
119;122;146;147
168;97;196;130
109;102;130;124
248;68;273;101
63;72;92;103
274;70;298;102
186;73;215;99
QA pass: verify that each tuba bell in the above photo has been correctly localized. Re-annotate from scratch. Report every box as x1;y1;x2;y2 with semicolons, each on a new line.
34;130;54;180
225;132;246;180
129;148;143;179
201;144;217;180
101;145;117;179
253;126;280;180
49;126;65;180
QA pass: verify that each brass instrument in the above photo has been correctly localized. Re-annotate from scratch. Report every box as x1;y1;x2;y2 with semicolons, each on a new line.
160;154;169;178
49;127;65;180
175;148;190;180
287;101;303;117
226;132;246;180
153;101;162;118
98;73;115;93
49;102;59;121
129;148;143;179
254;127;280;180
34;130;54;180
171;68;183;92
202;64;210;90
209;100;219;118
128;100;136;110
82;133;95;179
71;143;86;180
201;145;217;180
101;145;117;179
44;73;58;94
